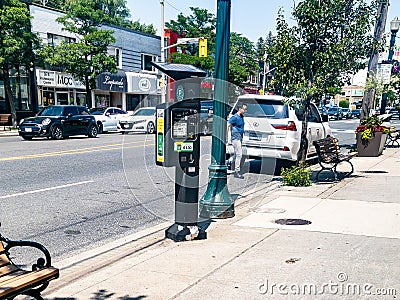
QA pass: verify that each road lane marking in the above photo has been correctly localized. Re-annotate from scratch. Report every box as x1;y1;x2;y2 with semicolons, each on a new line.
0;180;94;200
0;142;154;161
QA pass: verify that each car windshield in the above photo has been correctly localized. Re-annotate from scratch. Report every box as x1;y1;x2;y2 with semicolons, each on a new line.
328;107;339;112
236;99;288;119
133;108;155;116
89;108;106;115
38;106;63;116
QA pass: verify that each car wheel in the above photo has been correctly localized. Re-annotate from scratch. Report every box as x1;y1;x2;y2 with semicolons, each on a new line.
51;125;63;140
147;122;155;134
88;124;98;138
21;135;33;140
97;122;103;134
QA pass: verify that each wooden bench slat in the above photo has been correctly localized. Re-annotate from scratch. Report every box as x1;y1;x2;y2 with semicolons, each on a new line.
0;264;19;277
0;267;59;297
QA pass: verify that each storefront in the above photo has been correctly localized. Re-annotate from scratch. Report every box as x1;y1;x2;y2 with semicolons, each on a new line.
126;72;161;111
94;70;127;109
36;69;86;108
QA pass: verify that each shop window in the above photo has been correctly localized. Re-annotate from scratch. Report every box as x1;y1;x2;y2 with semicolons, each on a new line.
141;54;156;72
107;47;122;69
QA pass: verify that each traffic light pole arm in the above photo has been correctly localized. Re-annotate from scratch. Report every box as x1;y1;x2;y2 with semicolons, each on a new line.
162;38;202;50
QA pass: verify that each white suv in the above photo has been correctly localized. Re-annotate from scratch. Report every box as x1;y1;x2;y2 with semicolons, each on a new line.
226;94;332;165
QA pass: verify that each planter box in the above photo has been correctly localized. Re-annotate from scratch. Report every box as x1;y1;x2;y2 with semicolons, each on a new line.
356;132;387;157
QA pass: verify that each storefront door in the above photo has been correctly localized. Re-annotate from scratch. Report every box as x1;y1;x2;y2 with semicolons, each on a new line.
56;92;69;105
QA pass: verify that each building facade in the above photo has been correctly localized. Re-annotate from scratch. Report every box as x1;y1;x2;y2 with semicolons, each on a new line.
29;3;161;114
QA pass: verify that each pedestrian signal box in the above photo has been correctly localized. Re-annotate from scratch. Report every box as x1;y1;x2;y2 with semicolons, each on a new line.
156;99;200;168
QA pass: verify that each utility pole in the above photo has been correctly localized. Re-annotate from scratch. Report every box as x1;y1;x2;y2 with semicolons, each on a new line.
361;0;389;120
160;0;166;103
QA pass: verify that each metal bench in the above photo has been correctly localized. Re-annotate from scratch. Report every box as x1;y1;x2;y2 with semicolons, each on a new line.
313;136;355;181
385;125;400;148
0;232;59;299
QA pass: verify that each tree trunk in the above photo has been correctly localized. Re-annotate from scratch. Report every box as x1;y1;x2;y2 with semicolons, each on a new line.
361;0;389;121
297;95;311;165
2;65;17;127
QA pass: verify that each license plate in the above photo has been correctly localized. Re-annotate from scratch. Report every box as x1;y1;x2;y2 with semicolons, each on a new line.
249;132;261;141
25;128;32;132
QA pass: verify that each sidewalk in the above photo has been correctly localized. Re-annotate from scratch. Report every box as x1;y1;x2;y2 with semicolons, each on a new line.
43;147;400;300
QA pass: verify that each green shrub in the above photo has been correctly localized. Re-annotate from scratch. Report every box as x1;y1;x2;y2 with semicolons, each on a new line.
339;100;349;108
281;164;312;187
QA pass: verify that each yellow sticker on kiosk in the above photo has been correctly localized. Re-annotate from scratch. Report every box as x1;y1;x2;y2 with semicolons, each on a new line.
174;142;194;152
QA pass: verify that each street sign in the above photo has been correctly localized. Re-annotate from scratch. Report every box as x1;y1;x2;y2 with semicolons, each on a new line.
377;63;392;84
177;38;199;45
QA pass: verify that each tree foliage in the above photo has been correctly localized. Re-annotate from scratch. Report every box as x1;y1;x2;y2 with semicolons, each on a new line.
41;0;118;104
0;0;41;126
266;0;377;163
166;7;258;86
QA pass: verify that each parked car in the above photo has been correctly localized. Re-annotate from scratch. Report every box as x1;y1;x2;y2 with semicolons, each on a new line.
318;106;328;118
341;108;352;119
18;105;98;140
118;107;156;134
226;95;332;167
200;100;213;135
327;107;343;120
387;108;400;119
89;107;129;133
351;108;361;119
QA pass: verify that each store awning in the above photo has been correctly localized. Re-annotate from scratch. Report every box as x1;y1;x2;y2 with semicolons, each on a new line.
150;62;207;80
97;69;127;92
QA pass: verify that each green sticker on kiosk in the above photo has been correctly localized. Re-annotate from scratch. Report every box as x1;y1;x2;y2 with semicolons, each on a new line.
174;142;194;152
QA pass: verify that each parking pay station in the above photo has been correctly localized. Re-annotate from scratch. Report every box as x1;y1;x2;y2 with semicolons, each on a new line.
156;99;206;242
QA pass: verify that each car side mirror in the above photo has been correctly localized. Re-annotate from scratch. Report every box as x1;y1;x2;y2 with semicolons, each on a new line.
67;113;73;118
322;114;328;122
105;112;110;116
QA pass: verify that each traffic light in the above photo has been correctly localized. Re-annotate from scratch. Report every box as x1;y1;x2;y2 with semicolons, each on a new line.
199;38;207;57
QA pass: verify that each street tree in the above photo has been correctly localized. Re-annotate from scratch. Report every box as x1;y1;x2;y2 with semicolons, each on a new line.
267;0;378;163
41;0;118;106
166;7;258;86
0;0;41;127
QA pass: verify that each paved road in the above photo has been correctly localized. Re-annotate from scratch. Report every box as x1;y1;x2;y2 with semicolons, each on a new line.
0;132;273;264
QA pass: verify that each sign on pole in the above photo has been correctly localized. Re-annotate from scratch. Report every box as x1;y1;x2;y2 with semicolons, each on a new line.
377;63;392;84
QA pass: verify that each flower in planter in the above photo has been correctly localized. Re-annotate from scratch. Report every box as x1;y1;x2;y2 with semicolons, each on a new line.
355;114;389;143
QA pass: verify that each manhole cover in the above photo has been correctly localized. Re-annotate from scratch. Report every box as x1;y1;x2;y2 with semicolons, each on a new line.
274;218;312;225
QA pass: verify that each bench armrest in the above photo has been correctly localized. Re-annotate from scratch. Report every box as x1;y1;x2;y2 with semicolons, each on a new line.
1;236;52;269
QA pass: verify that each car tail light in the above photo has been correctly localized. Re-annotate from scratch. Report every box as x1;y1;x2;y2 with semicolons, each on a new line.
283;146;290;151
272;121;297;131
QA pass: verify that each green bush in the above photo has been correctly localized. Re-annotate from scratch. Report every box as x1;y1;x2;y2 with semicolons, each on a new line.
281;164;312;187
339;100;349;108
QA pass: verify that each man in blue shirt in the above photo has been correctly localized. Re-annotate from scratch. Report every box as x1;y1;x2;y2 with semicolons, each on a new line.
227;103;247;179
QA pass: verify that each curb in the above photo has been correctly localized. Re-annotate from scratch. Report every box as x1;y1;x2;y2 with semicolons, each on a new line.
44;180;282;296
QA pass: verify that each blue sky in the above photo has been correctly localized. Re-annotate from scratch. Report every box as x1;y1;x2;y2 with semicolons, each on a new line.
127;0;400;43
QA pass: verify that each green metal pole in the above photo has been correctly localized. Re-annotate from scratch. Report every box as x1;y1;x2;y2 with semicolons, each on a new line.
200;0;234;219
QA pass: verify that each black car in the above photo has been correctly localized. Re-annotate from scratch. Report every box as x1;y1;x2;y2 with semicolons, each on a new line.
327;107;343;120
351;109;361;119
18;105;98;140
